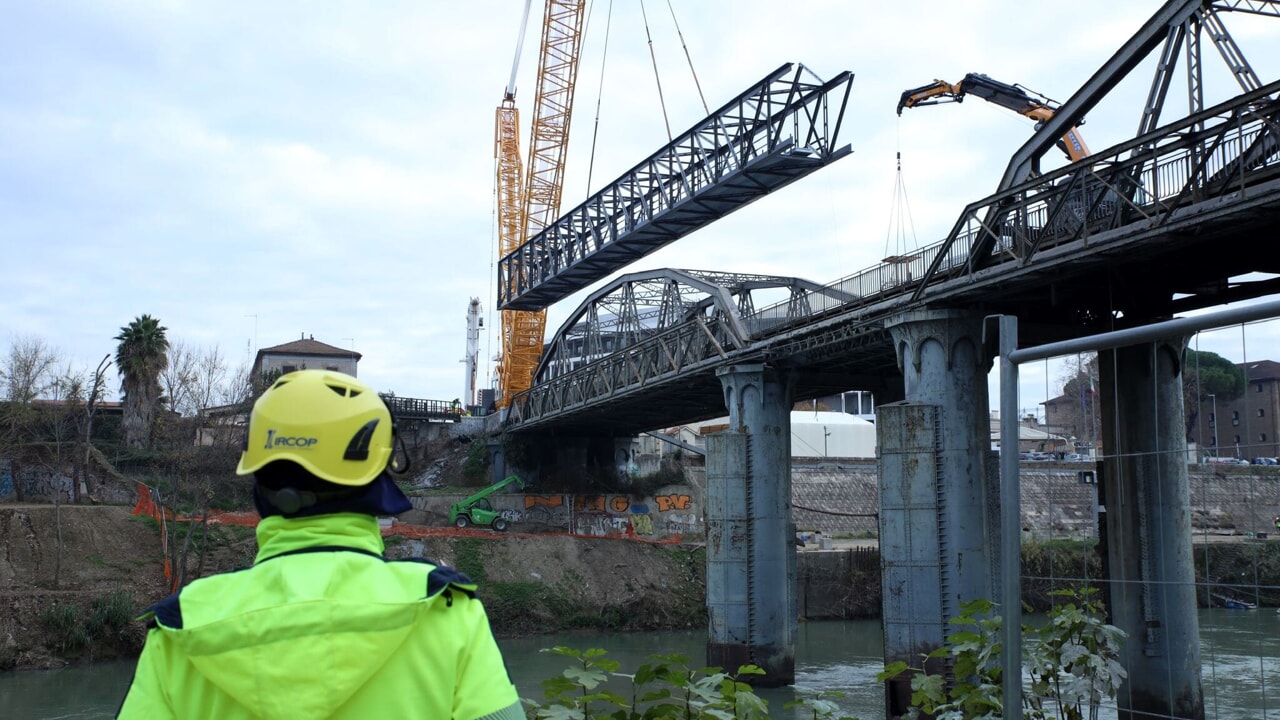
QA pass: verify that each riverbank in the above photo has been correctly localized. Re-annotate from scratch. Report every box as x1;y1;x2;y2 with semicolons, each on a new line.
5;501;1280;672
0;503;712;670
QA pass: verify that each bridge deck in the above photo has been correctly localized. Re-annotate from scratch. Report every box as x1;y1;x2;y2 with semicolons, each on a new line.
506;82;1280;436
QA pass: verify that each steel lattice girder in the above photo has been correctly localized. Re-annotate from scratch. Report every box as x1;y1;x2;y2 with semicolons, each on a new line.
505;83;1280;433
497;62;854;311
532;268;857;386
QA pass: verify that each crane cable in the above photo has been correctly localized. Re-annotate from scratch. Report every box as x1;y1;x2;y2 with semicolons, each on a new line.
639;0;673;142
883;124;918;263
666;0;708;115
584;0;615;197
584;0;704;192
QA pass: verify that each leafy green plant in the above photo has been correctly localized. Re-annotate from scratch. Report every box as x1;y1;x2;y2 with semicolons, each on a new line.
878;598;1005;720
529;646;774;719
462;439;490;485
877;590;1126;720
1023;589;1127;720
785;690;858;720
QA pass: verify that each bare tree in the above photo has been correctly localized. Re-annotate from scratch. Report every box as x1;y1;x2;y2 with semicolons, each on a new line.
1052;354;1101;449
81;355;112;501
192;345;231;413
153;350;249;589
160;340;198;418
2;334;60;403
0;335;61;502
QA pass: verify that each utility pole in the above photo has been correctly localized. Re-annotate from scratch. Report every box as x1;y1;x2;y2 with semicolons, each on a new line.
1209;393;1219;456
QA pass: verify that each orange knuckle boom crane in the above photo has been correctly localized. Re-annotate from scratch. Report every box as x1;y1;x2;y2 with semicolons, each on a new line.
897;72;1091;161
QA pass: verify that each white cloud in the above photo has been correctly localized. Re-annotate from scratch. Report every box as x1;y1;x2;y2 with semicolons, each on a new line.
1;0;1277;407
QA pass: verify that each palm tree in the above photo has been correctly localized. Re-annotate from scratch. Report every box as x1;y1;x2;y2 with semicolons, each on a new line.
115;315;170;449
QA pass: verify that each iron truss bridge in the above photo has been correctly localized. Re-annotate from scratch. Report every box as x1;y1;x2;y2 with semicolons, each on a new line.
497;62;854;311
381;395;463;423
505;80;1280;435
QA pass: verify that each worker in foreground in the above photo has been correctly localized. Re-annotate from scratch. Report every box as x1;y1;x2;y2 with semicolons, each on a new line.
117;369;522;720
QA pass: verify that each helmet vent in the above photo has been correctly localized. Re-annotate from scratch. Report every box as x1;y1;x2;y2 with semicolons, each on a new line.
326;383;353;397
344;419;379;460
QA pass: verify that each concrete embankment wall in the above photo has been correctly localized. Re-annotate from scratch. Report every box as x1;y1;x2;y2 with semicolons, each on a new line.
408;461;1280;542
790;460;1280;539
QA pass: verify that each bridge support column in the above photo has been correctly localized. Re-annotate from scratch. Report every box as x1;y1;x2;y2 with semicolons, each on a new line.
705;363;795;687
1098;341;1203;720
878;309;997;717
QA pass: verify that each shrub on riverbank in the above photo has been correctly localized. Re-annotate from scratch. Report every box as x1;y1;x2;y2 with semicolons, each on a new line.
30;590;142;666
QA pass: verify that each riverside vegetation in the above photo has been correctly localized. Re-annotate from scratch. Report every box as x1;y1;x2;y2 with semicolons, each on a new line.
523;590;1125;719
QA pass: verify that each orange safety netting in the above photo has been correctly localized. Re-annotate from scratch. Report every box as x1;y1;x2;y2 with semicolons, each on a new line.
130;481;685;585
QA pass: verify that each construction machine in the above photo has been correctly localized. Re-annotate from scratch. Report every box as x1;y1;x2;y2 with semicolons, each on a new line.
897;72;1091;161
449;475;525;531
493;0;587;409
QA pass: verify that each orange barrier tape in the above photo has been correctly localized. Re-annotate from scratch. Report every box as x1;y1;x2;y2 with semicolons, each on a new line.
131;483;686;554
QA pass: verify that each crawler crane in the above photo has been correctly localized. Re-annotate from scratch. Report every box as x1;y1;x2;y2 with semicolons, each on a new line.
898;72;1091;161
494;0;587;409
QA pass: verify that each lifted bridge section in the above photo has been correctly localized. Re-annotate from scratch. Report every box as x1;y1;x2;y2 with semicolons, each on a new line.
498;62;854;311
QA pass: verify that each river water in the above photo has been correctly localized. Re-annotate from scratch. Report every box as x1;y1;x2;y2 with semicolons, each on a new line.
2;610;1276;719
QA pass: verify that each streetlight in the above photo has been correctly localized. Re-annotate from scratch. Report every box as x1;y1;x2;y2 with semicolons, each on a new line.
1208;393;1219;457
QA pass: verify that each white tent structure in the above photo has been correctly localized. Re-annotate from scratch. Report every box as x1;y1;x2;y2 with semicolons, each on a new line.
686;410;877;459
788;411;876;459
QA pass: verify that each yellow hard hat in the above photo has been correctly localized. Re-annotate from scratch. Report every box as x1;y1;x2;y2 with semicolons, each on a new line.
236;370;394;486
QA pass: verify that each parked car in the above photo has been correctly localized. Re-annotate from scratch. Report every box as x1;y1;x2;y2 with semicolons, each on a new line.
1252;457;1278;466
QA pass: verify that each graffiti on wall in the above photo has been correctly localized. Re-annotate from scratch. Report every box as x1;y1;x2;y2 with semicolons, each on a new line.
569;492;695;538
654;494;692;512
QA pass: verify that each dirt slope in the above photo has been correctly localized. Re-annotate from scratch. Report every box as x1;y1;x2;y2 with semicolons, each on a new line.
0;503;706;670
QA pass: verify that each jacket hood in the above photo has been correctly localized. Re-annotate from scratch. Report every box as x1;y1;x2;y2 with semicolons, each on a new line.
154;514;440;720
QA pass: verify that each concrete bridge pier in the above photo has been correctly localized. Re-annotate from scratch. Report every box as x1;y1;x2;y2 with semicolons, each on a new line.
878;309;998;716
705;363;796;687
1098;341;1203;720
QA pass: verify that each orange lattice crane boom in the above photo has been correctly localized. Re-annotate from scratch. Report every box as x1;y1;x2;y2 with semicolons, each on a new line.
494;0;586;409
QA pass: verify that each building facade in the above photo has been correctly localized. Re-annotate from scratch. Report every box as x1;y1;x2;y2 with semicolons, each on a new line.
1196;359;1280;459
251;335;361;380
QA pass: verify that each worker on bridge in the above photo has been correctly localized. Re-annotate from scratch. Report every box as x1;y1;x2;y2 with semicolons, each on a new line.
117;370;521;720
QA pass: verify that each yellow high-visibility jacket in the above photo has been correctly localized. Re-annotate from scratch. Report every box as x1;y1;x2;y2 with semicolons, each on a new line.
117;513;522;720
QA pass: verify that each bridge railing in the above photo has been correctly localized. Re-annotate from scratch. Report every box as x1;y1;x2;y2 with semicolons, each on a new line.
508;80;1280;427
381;395;462;422
747;78;1280;330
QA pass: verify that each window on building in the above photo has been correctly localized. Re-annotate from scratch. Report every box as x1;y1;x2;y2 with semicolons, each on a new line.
282;365;297;374
1234;435;1241;444
1259;408;1266;418
1258;383;1264;393
1262;433;1268;443
325;365;339;372
1232;410;1240;427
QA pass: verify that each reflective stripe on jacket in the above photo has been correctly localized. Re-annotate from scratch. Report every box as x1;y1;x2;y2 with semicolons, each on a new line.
117;513;522;720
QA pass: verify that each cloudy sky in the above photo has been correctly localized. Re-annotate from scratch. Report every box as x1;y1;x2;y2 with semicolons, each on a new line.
3;0;1278;417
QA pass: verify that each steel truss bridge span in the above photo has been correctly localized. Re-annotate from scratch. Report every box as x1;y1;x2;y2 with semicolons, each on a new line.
497;63;854;311
505;81;1280;436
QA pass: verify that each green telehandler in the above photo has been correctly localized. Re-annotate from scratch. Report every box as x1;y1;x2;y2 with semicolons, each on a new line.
448;475;524;531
